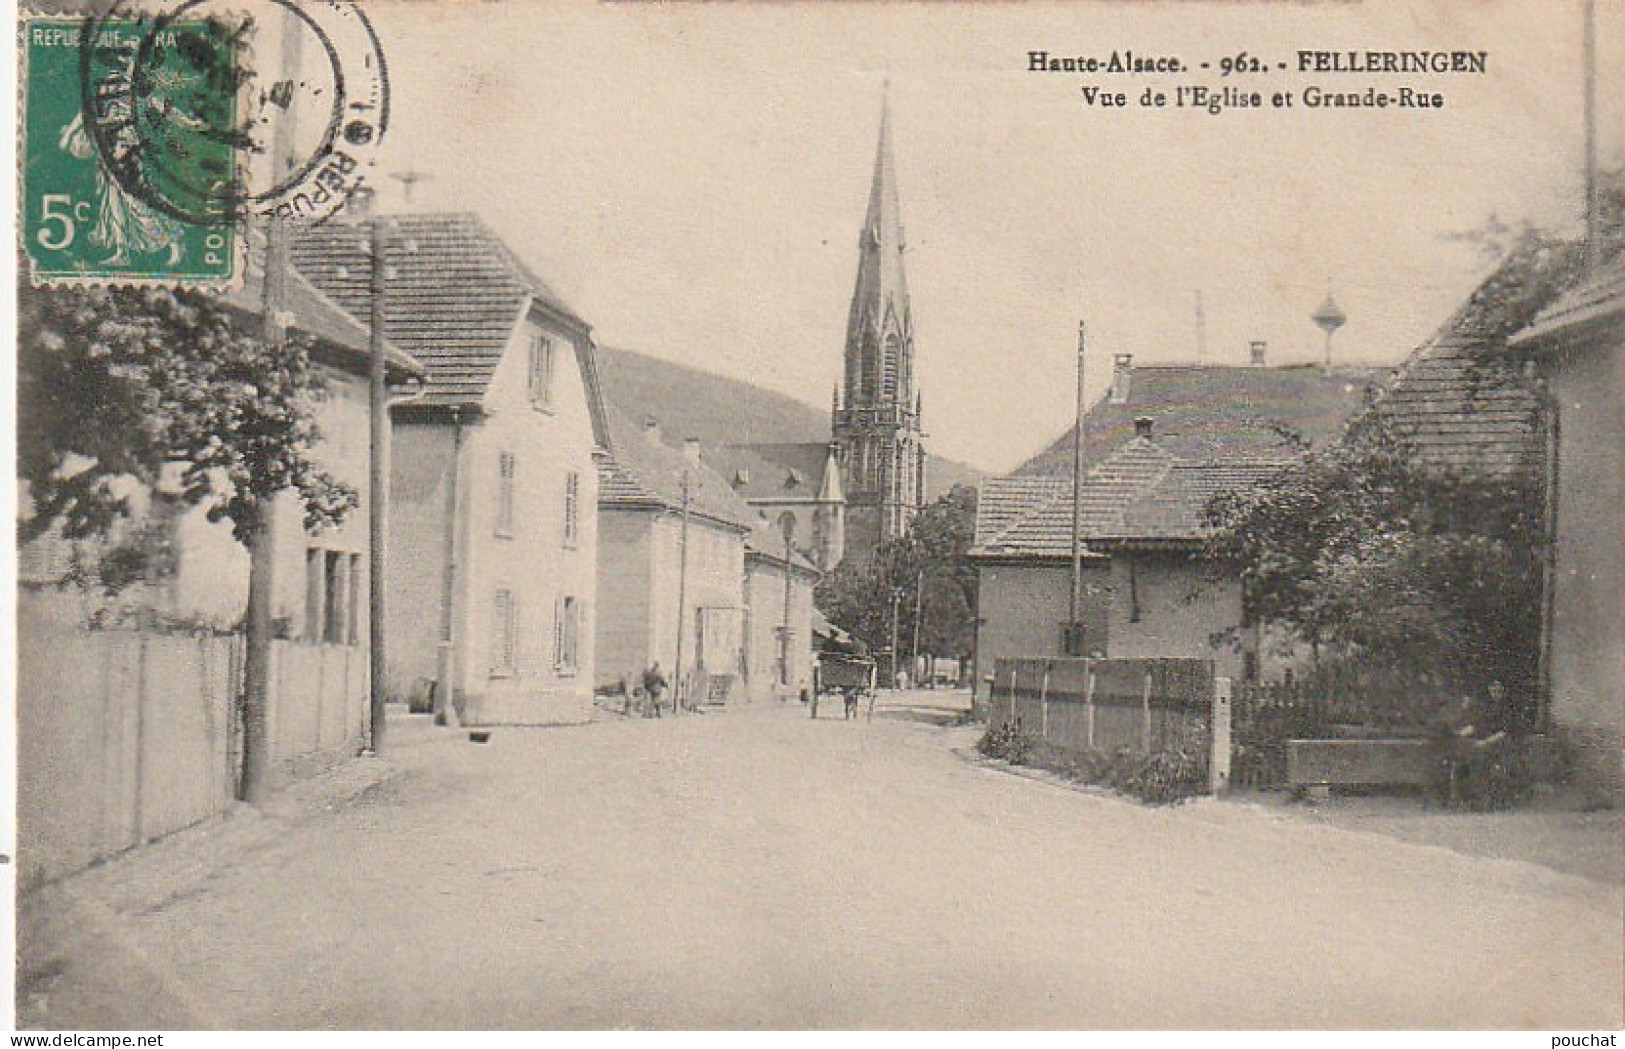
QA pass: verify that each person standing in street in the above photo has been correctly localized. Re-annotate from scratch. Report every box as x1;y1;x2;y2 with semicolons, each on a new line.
642;662;668;719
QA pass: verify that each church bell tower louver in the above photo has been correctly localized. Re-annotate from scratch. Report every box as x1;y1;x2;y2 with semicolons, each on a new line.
832;91;925;562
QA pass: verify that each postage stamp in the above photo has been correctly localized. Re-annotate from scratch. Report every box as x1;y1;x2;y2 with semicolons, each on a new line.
20;0;388;287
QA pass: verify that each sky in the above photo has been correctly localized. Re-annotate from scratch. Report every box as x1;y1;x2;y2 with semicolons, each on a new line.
353;0;1621;475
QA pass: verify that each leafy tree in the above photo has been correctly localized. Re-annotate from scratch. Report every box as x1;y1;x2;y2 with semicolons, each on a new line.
19;281;356;556
1206;413;1545;723
1205;171;1623;728
816;484;978;673
19;279;357;802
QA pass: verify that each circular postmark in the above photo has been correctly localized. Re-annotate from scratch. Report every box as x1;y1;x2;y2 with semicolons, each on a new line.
77;0;388;227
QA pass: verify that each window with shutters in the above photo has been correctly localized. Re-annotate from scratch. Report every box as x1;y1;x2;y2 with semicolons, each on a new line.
496;451;516;536
305;547;360;646
563;471;580;547
528;333;555;409
492;589;517;677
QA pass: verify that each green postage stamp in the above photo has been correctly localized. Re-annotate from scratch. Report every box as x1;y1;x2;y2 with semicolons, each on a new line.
21;1;389;286
21;15;243;284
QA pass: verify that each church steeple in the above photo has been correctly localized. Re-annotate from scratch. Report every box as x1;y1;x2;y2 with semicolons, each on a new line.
844;89;913;413
833;87;925;561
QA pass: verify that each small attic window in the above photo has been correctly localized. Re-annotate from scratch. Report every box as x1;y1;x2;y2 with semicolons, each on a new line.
784;469;804;490
733;468;750;488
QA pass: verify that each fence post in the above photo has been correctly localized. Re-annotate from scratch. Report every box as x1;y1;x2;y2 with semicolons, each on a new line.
1039;664;1050;740
1141;668;1154;751
1084;662;1096;749
1210;676;1233;795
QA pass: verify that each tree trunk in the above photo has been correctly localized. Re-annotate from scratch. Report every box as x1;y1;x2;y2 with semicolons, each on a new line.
239;506;275;803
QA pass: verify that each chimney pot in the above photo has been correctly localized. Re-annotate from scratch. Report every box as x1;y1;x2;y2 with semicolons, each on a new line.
683;438;703;466
1249;340;1267;366
1134;416;1154;440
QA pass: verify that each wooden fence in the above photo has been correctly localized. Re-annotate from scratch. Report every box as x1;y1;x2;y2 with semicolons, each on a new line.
17;594;369;889
989;657;1231;792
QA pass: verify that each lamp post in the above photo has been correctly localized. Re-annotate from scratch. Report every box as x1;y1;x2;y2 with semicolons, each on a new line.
889;585;903;689
672;467;692;714
910;567;924;687
780;513;795;693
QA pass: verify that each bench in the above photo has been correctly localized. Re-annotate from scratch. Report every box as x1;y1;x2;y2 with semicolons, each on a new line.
1287;732;1512;803
1286;738;1437;790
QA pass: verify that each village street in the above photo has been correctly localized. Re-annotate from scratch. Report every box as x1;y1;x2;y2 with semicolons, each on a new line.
19;692;1624;1031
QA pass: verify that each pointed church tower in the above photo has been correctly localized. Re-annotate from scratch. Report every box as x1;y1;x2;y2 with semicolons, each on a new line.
833;90;925;562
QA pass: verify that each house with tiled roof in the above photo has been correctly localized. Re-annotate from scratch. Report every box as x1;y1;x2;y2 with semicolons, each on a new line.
1509;257;1625;805
293;211;609;726
972;348;1383;705
594;410;764;706
1015;349;1389;477
971;418;1295;701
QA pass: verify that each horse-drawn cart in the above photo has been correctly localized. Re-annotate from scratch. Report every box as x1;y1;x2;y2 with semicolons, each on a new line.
817;653;877;719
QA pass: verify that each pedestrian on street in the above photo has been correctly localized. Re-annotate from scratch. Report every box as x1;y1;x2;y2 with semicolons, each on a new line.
643;662;668;719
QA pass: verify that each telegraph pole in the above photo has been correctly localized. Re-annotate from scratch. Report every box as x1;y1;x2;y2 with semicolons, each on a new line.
1068;321;1087;642
367;211;391;753
1584;0;1600;271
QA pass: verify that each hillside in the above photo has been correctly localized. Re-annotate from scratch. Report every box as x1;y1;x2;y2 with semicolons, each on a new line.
596;346;983;499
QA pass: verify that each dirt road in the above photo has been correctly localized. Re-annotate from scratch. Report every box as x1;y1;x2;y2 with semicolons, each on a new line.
19;692;1624;1029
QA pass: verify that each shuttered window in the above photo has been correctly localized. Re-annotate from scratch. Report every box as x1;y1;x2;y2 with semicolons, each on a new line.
492;589;517;677
528;334;555;409
563;471;580;547
496;451;516;536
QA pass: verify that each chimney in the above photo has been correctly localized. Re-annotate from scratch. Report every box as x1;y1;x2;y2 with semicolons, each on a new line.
683;437;703;466
1110;353;1134;404
344;185;376;221
641;415;662;446
1249;340;1267;367
1134;416;1154;440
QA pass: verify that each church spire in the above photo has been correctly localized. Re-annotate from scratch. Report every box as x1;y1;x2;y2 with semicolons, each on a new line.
832;86;925;561
844;87;913;412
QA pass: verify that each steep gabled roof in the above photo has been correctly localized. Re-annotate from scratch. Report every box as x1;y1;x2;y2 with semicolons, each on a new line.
1512;256;1625;346
973;439;1290;558
290;212;589;408
972;476;1068;548
1016;363;1387;477
596;408;759;532
1112;460;1289;540
708;442;838;504
221;231;421;381
1366;276;1546;481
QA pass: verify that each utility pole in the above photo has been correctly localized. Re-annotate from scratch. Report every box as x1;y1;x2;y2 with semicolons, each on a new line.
1068;321;1087;648
240;8;300;802
673;468;692;714
1584;0;1600;272
367;211;391;753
